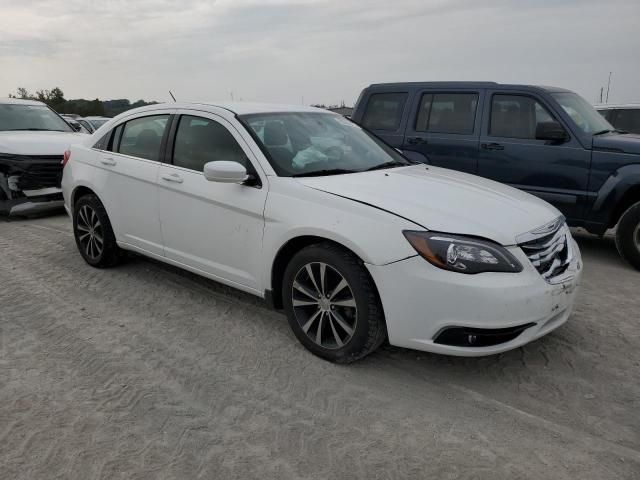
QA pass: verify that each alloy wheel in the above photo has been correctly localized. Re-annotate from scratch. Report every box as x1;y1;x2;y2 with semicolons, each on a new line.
76;205;104;260
291;262;358;349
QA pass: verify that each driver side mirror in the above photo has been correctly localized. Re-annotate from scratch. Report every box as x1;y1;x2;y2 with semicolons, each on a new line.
536;121;569;143
203;161;249;184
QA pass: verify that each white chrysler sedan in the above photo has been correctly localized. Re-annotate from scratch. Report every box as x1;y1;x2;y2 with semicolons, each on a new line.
62;102;582;363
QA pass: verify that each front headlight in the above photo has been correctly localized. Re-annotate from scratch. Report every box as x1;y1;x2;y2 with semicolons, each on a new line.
403;231;523;274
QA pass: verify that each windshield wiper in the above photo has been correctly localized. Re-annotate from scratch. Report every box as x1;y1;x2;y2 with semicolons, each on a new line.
292;168;357;178
363;161;409;172
9;128;65;132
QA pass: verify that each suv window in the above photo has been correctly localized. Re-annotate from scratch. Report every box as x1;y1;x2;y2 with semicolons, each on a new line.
490;95;556;139
415;92;478;134
597;109;613;121
613;109;640;133
361;93;407;131
173;115;248;172
118;115;169;161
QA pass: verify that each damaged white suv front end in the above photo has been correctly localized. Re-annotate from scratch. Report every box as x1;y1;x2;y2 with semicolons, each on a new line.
0;98;86;216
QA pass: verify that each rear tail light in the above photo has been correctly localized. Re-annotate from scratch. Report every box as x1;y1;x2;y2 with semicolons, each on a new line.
62;149;71;167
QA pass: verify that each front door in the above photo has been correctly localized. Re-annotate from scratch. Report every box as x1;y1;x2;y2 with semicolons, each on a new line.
157;111;267;292
402;90;482;174
478;91;591;221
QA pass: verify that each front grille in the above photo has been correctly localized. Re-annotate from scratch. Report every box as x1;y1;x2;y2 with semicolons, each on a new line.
15;158;64;190
520;222;573;283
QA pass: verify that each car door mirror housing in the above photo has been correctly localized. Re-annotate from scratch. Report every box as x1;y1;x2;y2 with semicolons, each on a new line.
203;161;248;183
536;122;569;142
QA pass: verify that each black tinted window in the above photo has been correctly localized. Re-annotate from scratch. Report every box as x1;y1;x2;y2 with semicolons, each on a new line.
597;109;613;121
361;93;407;131
173;115;247;172
415;93;477;134
612;109;640;133
118;115;169;161
490;95;556;139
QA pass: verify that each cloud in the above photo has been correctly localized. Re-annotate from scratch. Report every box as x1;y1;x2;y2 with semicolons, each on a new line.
0;0;638;104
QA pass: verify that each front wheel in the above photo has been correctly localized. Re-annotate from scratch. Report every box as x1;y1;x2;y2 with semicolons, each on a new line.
615;201;640;270
282;243;386;363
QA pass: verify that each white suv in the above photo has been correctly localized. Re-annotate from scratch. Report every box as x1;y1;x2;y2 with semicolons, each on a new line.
62;102;582;363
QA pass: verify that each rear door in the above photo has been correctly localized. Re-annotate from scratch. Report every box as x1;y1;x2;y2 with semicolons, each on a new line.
94;110;173;255
477;91;590;221
401;89;482;174
358;90;410;148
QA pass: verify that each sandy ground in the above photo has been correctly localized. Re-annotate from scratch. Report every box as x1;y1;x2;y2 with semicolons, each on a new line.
0;212;639;479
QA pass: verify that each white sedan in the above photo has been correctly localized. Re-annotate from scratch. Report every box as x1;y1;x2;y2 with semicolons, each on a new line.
61;102;582;362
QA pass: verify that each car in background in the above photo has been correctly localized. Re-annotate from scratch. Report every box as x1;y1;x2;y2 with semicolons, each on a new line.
77;116;110;133
596;104;640;134
63;117;90;134
0;98;85;215
62;102;581;362
352;82;640;270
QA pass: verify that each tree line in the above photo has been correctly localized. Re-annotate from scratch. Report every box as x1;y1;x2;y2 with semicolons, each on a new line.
8;87;157;118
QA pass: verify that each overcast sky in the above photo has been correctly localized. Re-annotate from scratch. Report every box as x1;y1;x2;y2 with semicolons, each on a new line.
1;0;638;106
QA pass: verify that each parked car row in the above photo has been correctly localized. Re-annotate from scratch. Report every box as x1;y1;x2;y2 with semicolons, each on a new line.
351;82;640;269
61;101;582;363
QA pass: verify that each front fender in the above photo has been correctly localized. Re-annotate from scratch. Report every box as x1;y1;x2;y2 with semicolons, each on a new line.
591;163;640;226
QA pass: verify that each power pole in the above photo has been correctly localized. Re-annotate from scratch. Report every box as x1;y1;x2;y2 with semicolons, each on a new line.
599;87;603;103
605;72;612;103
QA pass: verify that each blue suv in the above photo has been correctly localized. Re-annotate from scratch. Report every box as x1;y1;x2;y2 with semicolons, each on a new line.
352;82;640;270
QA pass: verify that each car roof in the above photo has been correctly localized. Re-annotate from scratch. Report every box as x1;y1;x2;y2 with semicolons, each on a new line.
594;103;640;110
364;81;573;93
0;97;46;106
120;101;327;116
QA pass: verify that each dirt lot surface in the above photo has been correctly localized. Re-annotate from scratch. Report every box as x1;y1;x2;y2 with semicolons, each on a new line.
1;213;639;479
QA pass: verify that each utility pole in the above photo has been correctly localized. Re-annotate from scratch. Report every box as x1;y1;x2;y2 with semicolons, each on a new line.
599;87;603;103
605;72;612;103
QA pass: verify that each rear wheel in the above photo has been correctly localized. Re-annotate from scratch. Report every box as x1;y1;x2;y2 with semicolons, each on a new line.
73;194;123;268
282;243;386;363
615;201;640;270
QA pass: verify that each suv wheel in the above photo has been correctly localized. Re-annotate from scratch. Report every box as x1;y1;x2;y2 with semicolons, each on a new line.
73;194;123;268
282;243;386;363
615;201;640;270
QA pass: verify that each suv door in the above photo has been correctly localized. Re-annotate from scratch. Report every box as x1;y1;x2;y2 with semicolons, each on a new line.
157;110;268;292
478;91;590;221
94;110;173;255
402;90;482;174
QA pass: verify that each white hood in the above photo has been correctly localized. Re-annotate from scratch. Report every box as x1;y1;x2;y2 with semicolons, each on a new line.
0;131;86;156
296;165;561;245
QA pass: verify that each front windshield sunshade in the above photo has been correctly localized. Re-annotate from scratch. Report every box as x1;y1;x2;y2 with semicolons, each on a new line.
239;112;412;177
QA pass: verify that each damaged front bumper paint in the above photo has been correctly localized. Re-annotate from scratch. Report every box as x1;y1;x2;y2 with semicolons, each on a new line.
0;153;65;215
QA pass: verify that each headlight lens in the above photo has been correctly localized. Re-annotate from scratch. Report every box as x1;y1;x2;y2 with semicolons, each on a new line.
403;231;523;274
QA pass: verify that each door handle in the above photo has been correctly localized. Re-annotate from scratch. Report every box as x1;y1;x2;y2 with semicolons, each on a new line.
100;157;117;166
406;137;427;145
161;173;184;184
481;143;504;151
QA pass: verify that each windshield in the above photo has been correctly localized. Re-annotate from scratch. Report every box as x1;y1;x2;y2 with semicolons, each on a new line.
239;112;412;176
88;119;108;129
552;92;613;134
0;103;73;132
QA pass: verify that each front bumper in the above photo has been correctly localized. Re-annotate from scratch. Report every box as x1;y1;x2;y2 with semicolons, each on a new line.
367;238;582;356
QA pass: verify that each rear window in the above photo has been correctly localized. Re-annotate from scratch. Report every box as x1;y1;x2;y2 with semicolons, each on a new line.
117;115;169;161
361;93;407;131
415;92;478;134
612;109;640;133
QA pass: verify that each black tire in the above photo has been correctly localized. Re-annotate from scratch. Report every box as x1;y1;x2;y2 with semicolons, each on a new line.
73;194;123;268
282;242;386;363
615;201;640;270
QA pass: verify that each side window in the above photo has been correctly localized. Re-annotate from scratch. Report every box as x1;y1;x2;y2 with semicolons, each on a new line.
613;109;640;133
92;131;111;150
117;115;169;161
173;115;248;172
597;109;613;121
490;95;556;139
361;93;408;131
416;93;478;134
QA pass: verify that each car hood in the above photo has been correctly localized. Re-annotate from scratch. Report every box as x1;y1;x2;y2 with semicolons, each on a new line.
593;132;640;155
0;131;86;156
296;165;561;246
